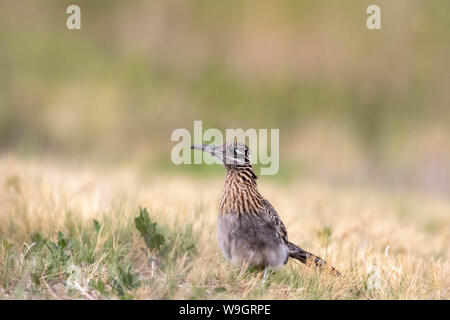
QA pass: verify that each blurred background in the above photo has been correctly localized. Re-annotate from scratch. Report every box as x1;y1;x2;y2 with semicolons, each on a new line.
1;0;449;195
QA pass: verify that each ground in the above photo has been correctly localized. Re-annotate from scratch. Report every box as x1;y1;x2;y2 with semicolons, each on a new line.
0;154;448;299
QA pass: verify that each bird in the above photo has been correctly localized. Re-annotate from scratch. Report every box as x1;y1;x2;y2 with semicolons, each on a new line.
191;142;340;283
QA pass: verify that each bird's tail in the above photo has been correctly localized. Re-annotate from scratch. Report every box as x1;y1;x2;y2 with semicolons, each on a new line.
287;241;340;276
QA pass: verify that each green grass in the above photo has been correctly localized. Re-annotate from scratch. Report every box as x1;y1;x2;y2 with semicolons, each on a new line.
0;207;197;299
1;157;448;299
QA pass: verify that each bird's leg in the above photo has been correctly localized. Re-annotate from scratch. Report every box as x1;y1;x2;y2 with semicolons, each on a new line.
261;266;270;287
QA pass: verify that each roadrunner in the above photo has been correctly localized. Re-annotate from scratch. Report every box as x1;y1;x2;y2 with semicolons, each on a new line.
191;142;340;282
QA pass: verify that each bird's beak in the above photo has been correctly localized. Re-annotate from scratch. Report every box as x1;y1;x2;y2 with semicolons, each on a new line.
191;144;221;157
191;144;209;152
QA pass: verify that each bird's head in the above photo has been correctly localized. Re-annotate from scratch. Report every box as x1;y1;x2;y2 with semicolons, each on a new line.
191;142;257;180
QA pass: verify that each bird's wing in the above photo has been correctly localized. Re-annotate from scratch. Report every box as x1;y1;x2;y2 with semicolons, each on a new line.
259;199;289;244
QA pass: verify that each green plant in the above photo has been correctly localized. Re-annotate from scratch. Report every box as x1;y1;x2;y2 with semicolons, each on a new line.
111;266;140;297
134;207;165;252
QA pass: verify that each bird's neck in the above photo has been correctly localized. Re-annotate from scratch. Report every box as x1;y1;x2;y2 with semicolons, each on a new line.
219;168;264;216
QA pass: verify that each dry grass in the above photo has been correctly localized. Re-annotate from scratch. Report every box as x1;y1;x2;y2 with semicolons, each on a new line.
0;154;448;299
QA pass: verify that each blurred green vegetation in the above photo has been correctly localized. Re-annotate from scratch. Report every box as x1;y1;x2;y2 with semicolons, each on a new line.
0;0;449;191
